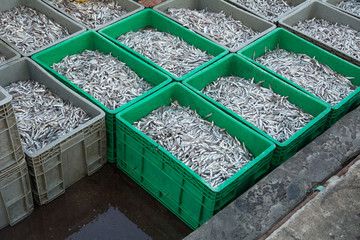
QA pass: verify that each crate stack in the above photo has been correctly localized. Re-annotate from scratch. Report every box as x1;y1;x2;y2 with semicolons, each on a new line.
0;0;359;233
0;87;33;230
0;58;108;205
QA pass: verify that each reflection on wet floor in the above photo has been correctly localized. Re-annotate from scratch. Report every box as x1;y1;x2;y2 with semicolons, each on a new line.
0;164;192;240
66;205;151;240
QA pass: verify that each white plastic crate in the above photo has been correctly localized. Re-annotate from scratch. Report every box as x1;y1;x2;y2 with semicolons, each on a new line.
0;87;24;171
0;158;33;230
0;58;107;205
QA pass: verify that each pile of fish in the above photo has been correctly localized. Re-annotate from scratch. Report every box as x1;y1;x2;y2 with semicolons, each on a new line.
134;101;254;188
235;0;294;20
5;80;91;153
117;28;214;78
47;0;128;29
165;8;259;50
256;48;357;106
337;0;360;17
0;6;70;54
52;50;153;110
293;18;360;60
0;54;6;63
202;76;314;143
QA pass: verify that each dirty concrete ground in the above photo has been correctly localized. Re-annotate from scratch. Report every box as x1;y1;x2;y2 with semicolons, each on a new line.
0;163;192;240
265;156;360;240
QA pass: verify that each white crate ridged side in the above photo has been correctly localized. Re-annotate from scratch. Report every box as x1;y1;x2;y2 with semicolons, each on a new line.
0;158;34;230
28;117;107;205
0;88;24;171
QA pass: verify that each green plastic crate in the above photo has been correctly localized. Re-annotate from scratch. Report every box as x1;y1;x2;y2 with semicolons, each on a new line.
99;9;229;81
183;54;330;166
32;30;171;163
239;28;360;127
116;83;275;229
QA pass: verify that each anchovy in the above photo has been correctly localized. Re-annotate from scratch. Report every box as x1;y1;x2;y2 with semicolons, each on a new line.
235;0;295;20
134;100;254;188
117;28;214;78
4;80;91;153
165;8;259;50
201;76;314;143
256;48;357;106
293;17;360;60
45;0;128;29
0;5;70;54
52;50;153;110
337;0;360;18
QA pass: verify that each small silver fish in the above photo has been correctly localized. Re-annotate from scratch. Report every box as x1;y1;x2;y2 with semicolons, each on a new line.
235;0;295;20
0;5;70;54
117;28;214;78
337;0;360;18
256;48;357;106
293;18;360;60
134;100;254;188
4;80;91;153
165;8;259;50
52;50;153;111
201;76;314;143
46;0;128;29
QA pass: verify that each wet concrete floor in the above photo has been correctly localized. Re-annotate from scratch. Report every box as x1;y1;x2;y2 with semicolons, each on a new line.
0;163;192;240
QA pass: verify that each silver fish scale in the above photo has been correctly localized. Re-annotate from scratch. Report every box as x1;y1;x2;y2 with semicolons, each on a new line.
134;101;254;188
46;0;128;29
52;50;153;111
0;6;70;54
4;80;91;153
256;48;357;106
337;0;360;17
117;28;214;78
165;8;259;50
201;76;314;143
293;18;360;60
235;0;294;21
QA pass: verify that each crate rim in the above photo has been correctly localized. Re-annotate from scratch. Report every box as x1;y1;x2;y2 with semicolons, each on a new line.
238;28;360;112
31;30;173;115
0;57;105;158
116;82;276;192
99;8;229;81
183;53;331;147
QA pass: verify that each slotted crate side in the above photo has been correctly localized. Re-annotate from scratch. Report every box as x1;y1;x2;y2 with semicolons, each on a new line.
32;30;172;163
0;88;24;171
225;0;308;23
0;58;106;205
154;0;276;52
0;158;34;230
0;0;86;57
28;117;106;205
278;0;360;67
41;0;144;31
239;28;360;127
183;53;330;166
116;83;275;229
99;9;229;81
0;40;20;66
